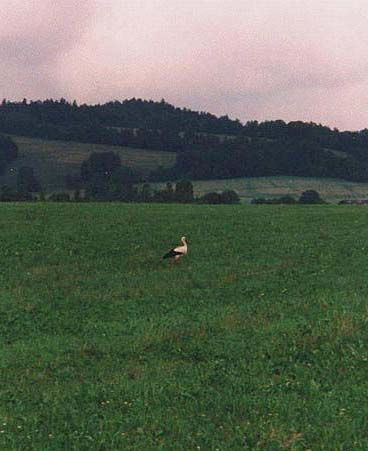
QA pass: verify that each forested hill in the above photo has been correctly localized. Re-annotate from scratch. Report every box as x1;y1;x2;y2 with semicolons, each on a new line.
0;98;242;138
2;98;368;182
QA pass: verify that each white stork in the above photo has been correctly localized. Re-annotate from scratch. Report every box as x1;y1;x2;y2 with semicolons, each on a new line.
163;236;189;262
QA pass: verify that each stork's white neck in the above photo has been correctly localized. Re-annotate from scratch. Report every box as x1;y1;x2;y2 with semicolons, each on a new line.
181;237;187;246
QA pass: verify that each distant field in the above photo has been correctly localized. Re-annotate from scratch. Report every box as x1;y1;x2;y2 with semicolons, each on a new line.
3;136;368;202
155;176;368;203
1;203;368;449
0;136;176;192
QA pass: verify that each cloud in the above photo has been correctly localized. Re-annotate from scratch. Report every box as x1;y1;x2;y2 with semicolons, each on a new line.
0;0;97;99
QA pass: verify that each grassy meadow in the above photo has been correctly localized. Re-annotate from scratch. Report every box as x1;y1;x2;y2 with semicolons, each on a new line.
3;136;176;192
1;203;368;449
155;176;368;204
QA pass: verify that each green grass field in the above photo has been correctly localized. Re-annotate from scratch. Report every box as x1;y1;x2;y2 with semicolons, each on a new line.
155;176;368;203
1;203;368;449
1;136;176;192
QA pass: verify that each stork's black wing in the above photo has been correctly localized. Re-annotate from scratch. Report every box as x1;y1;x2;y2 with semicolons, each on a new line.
163;248;183;259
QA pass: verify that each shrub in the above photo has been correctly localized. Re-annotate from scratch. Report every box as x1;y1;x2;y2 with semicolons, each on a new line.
251;198;267;205
251;196;296;205
199;192;222;204
0;185;18;201
220;190;240;204
198;190;240;204
175;180;194;203
278;195;297;204
298;190;325;204
48;192;71;202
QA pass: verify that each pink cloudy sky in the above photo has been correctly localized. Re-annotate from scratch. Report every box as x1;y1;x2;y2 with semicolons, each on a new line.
1;0;368;130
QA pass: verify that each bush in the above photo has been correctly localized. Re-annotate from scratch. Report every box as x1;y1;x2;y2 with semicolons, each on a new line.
198;190;240;204
199;192;222;204
0;185;18;201
151;182;175;203
251;195;296;205
298;190;325;204
0;184;38;201
251;198;267;205
175;180;194;203
220;190;240;204
48;192;71;202
278;195;297;204
74;189;84;202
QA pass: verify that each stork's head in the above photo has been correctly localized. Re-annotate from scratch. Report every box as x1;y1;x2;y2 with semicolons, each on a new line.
181;236;189;244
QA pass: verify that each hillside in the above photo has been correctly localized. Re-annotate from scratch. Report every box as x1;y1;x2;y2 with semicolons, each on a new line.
0;136;176;192
1;203;368;449
3;135;368;201
1;99;368;186
1;98;368;184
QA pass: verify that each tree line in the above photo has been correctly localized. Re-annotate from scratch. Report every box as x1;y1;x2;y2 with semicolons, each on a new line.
0;145;331;205
79;152;240;203
251;190;326;205
160;137;368;182
0;150;240;204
